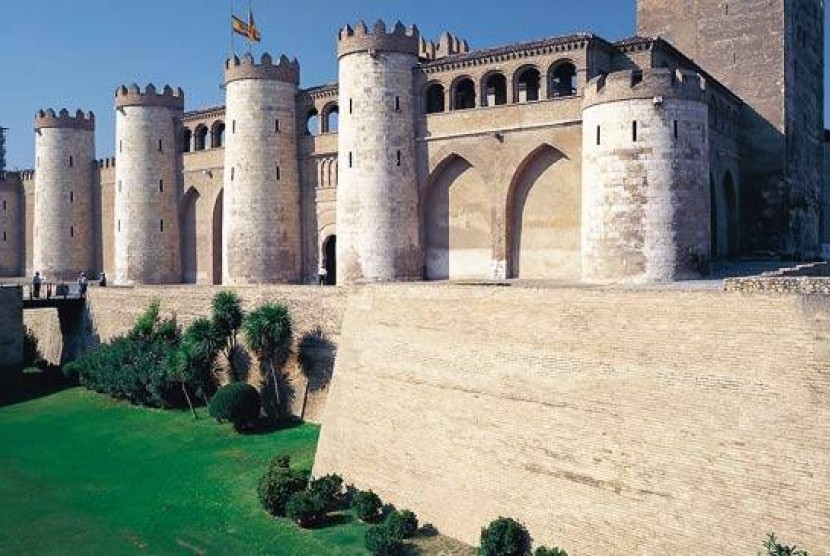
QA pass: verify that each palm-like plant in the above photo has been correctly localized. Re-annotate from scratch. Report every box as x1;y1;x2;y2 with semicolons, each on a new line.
211;291;244;381
181;317;222;400
242;303;292;419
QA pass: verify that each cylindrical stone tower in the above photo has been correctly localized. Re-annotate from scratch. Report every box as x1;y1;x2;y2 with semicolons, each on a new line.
222;53;302;284
114;84;184;285
336;20;422;283
0;175;23;277
32;109;95;281
581;68;710;283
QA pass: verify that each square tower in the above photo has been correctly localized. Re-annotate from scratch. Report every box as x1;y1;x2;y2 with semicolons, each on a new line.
638;0;825;257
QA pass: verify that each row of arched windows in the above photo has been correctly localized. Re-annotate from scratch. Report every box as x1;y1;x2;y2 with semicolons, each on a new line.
306;103;339;136
425;61;578;114
182;121;225;153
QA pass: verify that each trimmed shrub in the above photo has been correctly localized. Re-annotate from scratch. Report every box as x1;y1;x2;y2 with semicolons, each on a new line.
385;509;418;540
285;491;326;528
480;517;531;556
258;463;308;517
365;525;403;556
61;361;82;381
352;489;383;523
308;474;344;512
535;547;568;556
208;383;261;430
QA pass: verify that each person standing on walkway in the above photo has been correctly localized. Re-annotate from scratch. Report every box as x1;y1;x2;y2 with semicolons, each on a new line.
32;271;42;299
318;265;328;286
78;271;88;299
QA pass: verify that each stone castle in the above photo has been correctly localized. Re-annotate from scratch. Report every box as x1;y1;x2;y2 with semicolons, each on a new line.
0;0;825;285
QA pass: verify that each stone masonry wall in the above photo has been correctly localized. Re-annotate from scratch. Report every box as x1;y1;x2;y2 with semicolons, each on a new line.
0;286;23;376
314;284;830;554
0;176;23;276
23;285;346;422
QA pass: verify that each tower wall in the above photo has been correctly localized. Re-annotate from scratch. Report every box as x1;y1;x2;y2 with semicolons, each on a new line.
222;54;301;284
114;84;183;285
336;21;421;283
0;174;23;276
32;109;95;281
581;69;710;282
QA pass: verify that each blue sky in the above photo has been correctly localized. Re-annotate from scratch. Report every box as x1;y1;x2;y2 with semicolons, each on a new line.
0;0;827;168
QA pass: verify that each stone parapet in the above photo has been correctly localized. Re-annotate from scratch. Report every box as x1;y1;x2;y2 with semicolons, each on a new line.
582;68;706;109
114;83;184;110
34;109;95;131
724;276;830;294
337;20;420;58
224;53;300;85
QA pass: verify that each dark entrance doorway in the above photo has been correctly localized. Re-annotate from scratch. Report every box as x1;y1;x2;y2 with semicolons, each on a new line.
322;235;336;285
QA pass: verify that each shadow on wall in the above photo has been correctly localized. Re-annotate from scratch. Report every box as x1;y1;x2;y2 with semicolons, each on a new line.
297;327;336;420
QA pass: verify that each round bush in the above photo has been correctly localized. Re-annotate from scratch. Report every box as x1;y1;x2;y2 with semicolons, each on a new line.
365;525;403;556
480;517;531;556
285;491;326;528
352;489;383;523
257;465;308;517
208;382;261;430
385;509;418;540
308;474;344;511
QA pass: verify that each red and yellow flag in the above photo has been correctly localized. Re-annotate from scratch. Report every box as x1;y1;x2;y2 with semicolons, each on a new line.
232;10;261;42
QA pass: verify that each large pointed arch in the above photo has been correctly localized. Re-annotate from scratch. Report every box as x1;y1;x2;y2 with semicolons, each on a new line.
180;186;201;283
424;153;493;280
505;144;580;279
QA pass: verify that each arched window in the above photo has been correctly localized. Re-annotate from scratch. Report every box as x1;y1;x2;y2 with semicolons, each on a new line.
549;62;577;98
515;67;541;102
482;73;507;106
181;128;192;153
453;78;476;110
322;104;339;133
194;125;208;151
306;108;320;136
426;83;445;114
210;121;225;148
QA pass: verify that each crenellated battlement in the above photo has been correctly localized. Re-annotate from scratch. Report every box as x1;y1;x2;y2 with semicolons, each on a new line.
95;157;116;169
337;20;420;58
115;83;184;110
419;32;470;61
583;68;706;109
224;53;300;85
34;108;95;131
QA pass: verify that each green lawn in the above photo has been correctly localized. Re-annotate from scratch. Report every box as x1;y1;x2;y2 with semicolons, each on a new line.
0;387;369;555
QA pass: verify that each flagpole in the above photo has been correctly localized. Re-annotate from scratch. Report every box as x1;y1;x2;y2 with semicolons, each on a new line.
247;0;253;55
230;0;235;56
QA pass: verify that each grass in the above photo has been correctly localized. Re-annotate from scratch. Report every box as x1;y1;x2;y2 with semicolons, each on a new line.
0;386;369;555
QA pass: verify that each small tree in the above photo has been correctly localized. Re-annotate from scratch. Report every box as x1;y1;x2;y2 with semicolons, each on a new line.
181;317;222;401
242;303;293;420
352;490;383;523
211;291;244;381
168;346;199;419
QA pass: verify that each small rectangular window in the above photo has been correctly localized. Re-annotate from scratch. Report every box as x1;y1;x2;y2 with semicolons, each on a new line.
69;156;73;167
160;219;164;232
674;120;679;140
119;141;122;153
349;99;353;114
159;179;164;192
37;157;40;167
276;166;281;180
632;121;638;142
396;150;401;167
158;139;163;152
275;120;280;132
70;191;74;203
596;126;601;146
395;97;400;112
348;152;353;168
231;167;235;181
118;220;121;232
118;181;122;193
70;226;74;238
232;120;236;133
2;200;6;211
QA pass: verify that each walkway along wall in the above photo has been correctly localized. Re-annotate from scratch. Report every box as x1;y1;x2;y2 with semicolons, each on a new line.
313;284;830;554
